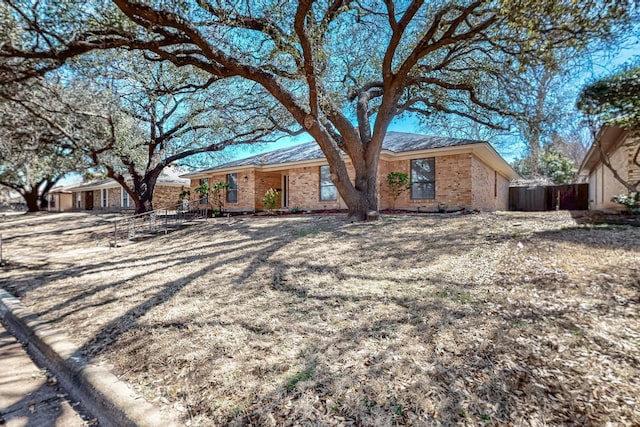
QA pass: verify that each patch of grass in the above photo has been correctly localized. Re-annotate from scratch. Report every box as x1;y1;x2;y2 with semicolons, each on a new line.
292;227;321;237
330;398;343;413
392;402;405;417
564;223;629;231
361;397;377;409
285;367;315;392
369;320;397;339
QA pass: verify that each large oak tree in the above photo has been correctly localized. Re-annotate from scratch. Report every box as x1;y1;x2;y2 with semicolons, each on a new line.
1;0;634;219
0;81;87;211
68;52;292;214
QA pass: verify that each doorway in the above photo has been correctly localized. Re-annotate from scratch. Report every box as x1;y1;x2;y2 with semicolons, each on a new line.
85;191;94;210
282;175;289;208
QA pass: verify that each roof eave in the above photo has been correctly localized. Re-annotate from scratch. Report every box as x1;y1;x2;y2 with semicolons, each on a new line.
578;126;626;175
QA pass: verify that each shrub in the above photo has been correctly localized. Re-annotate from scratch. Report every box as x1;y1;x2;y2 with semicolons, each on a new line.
262;188;279;212
211;182;229;213
612;192;640;214
386;172;410;209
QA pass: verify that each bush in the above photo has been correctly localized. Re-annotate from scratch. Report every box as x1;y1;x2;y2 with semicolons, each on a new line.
262;188;279;212
612;192;640;214
386;172;410;209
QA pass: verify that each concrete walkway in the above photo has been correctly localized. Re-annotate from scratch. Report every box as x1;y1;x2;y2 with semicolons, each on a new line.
0;323;90;426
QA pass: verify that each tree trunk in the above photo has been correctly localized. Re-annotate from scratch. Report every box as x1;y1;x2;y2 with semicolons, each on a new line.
22;189;40;212
341;164;378;221
132;173;160;215
134;185;154;215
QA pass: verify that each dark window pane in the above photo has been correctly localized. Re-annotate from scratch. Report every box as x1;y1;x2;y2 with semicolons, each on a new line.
227;173;238;203
410;158;435;199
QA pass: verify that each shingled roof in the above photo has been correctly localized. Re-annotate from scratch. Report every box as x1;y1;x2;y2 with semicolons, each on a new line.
185;131;482;174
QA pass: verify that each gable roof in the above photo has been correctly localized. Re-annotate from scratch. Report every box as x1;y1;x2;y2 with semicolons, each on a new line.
578;126;627;175
183;131;484;176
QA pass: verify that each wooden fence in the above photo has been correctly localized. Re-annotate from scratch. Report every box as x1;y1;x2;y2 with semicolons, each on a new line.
509;184;589;211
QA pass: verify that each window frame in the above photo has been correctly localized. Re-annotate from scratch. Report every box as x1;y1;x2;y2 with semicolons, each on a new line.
319;165;338;202
410;158;436;200
121;188;130;208
226;173;238;204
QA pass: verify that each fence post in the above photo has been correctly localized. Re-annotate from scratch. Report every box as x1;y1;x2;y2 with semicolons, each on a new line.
164;209;168;234
0;233;3;264
113;221;117;248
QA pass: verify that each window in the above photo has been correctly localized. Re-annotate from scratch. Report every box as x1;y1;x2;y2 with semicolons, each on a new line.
76;194;81;209
49;195;56;209
101;189;108;208
410;158;435;199
320;165;338;201
226;173;238;203
121;188;130;208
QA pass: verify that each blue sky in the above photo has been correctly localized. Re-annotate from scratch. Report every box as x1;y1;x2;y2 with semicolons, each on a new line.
59;38;639;186
215;40;640;168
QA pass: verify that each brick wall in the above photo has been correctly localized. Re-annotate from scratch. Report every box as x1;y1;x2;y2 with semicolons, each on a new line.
287;165;355;210
626;134;640;186
254;172;282;209
153;185;187;209
593;144;628;210
191;170;256;212
470;156;509;210
189;152;510;212
496;174;509;210
377;154;475;210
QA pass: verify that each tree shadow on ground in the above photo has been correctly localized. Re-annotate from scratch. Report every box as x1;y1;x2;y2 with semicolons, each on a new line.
2;213;639;425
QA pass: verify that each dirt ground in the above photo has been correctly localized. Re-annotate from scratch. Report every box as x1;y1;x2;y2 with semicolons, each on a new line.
1;210;638;426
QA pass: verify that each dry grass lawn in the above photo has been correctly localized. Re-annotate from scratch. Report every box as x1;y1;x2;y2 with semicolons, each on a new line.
0;211;638;426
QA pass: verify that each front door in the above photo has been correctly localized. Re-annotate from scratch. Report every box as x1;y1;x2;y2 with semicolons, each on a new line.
85;191;94;210
282;175;289;208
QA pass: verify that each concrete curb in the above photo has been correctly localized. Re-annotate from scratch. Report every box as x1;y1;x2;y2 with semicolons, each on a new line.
0;288;182;427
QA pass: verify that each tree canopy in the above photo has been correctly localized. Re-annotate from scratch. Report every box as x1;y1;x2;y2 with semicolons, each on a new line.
0;80;88;211
578;59;640;194
578;59;640;130
1;0;635;219
66;51;292;213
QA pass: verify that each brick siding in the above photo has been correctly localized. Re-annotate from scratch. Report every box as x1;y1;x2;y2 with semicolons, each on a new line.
192;152;510;212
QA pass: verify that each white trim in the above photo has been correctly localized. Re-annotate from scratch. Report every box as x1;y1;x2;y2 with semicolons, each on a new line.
121;188;130;208
184;142;519;181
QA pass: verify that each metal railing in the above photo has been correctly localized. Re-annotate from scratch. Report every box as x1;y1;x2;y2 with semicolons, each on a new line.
111;199;209;246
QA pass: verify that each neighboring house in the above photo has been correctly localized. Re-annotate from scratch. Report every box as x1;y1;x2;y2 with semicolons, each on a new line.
578;126;640;211
182;131;518;212
47;173;190;212
46;184;75;212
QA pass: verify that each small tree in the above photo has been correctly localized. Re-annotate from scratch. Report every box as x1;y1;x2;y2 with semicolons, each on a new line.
194;182;209;205
262;188;279;213
385;172;410;210
539;149;577;185
211;182;229;215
